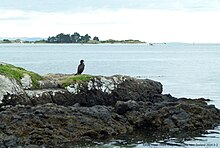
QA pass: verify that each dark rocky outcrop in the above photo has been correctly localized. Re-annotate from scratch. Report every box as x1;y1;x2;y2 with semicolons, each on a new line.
1;75;163;107
0;70;220;147
0;104;132;147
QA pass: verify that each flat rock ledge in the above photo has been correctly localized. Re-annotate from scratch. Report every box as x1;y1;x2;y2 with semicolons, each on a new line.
0;74;220;147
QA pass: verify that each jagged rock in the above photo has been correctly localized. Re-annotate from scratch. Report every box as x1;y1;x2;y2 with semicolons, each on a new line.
0;74;163;107
0;64;220;146
20;74;33;89
131;98;220;133
39;73;68;89
0;75;25;104
0;103;132;147
115;100;139;114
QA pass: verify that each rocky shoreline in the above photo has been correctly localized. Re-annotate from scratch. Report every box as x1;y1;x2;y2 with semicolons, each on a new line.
0;64;220;147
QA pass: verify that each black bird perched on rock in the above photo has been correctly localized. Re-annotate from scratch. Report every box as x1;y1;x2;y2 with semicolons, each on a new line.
76;60;85;75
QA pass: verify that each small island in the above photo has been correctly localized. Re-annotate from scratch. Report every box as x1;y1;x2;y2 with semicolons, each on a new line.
0;62;220;147
0;32;145;44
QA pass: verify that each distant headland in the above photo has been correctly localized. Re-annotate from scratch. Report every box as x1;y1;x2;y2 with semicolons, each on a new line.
0;32;145;44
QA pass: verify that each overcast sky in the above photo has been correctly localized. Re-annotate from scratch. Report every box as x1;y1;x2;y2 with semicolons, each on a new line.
1;0;220;43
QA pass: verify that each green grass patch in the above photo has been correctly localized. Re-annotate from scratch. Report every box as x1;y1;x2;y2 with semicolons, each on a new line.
61;74;94;87
0;64;43;88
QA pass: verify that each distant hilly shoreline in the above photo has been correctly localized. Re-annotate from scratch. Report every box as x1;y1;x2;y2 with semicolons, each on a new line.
0;37;46;42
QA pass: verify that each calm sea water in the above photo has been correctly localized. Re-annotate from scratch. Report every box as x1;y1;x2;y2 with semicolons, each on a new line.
0;43;220;147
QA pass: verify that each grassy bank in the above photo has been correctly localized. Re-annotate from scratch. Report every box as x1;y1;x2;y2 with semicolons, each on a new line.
0;64;43;88
61;74;94;87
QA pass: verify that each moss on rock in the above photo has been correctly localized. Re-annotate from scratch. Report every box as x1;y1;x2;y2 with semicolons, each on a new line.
61;74;94;87
0;64;43;88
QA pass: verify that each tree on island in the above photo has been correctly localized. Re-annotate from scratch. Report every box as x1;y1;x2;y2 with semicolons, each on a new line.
71;32;81;43
47;32;93;43
2;39;12;43
45;32;144;44
93;36;99;41
79;34;91;43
